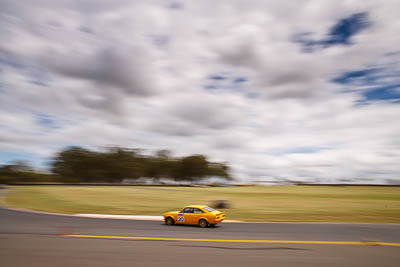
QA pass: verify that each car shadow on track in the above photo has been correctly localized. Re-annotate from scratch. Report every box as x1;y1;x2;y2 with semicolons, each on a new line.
160;223;221;229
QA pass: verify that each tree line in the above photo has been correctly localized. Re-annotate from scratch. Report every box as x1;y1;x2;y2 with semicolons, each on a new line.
0;161;54;184
0;146;231;184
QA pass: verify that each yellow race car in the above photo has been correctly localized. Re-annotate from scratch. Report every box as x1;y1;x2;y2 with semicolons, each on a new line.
163;205;225;228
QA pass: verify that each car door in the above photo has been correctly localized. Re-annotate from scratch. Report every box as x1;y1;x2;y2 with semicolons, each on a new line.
192;208;205;224
178;207;194;224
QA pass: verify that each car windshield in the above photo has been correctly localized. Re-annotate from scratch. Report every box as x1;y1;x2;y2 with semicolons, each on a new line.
203;206;215;212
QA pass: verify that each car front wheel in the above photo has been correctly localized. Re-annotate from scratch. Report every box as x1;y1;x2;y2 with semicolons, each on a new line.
199;219;208;228
165;217;175;225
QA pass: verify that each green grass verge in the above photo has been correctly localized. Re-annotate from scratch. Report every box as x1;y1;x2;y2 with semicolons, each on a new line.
3;185;400;223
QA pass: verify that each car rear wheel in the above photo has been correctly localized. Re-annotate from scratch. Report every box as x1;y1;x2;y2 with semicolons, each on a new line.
199;219;208;228
165;217;175;225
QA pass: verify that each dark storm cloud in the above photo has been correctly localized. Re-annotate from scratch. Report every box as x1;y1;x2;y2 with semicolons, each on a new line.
168;1;184;10
0;0;160;119
78;25;94;34
42;46;156;96
166;94;244;131
218;41;260;69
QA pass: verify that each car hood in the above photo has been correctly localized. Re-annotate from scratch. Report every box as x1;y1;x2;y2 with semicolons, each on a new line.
164;211;179;215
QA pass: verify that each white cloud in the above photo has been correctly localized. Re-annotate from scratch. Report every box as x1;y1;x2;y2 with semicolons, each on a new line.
1;0;400;183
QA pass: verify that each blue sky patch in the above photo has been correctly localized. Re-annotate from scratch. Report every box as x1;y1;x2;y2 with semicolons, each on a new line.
332;53;400;104
323;12;370;46
294;12;370;51
0;151;46;168
332;68;379;85
204;84;217;90
284;147;322;154
233;77;247;83
35;113;58;129
205;74;250;94
208;75;226;80
362;85;400;102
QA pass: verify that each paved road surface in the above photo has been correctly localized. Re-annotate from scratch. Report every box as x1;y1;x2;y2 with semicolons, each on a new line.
1;208;400;267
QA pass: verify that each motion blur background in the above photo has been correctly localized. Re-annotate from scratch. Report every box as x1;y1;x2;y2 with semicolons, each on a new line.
1;3;400;267
1;0;400;185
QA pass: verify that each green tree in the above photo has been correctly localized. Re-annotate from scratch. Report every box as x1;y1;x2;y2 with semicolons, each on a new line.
174;155;208;182
51;146;231;183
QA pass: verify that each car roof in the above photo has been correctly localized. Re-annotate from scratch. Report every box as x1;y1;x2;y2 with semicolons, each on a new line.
184;205;208;209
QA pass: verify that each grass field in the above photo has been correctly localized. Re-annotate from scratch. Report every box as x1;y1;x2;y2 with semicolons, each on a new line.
3;185;400;223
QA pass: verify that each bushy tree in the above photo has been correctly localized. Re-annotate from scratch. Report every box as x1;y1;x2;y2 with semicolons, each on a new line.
51;146;231;183
174;155;208;182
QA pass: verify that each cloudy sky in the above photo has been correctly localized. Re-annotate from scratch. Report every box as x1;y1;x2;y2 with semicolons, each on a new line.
1;0;399;183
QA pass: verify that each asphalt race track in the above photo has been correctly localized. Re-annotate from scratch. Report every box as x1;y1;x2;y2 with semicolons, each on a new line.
1;207;400;267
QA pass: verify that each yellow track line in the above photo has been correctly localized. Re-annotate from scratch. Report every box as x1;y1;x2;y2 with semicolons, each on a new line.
62;234;400;247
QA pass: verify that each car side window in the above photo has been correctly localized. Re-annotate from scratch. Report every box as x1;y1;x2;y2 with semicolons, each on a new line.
193;208;204;214
182;208;194;213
